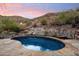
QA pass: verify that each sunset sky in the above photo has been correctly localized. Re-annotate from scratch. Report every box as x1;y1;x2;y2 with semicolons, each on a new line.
0;3;79;19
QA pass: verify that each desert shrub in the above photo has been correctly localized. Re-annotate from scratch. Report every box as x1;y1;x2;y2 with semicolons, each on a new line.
0;23;4;33
56;10;79;25
0;18;21;33
26;20;32;26
40;19;47;25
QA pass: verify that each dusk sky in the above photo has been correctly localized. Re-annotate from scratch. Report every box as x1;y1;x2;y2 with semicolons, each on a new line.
0;3;79;19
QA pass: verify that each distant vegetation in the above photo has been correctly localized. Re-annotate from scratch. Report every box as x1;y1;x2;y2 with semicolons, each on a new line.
56;9;79;26
0;9;79;39
33;9;79;27
0;9;79;33
40;19;47;25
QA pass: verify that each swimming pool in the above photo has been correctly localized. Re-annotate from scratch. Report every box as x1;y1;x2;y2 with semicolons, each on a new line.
12;36;65;51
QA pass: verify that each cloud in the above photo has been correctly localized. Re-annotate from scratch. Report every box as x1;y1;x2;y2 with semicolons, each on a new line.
0;3;53;18
0;3;22;8
23;8;47;17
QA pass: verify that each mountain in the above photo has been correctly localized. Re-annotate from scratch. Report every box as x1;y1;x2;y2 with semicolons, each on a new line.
0;9;79;28
31;13;57;27
31;9;79;27
0;15;31;23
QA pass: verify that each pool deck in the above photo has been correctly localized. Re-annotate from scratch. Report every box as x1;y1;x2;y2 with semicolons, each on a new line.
0;37;79;56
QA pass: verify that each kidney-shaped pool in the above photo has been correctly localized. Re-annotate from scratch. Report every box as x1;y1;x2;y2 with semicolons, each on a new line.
12;36;65;51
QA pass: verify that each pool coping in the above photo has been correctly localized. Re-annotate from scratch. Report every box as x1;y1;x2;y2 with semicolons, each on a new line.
0;35;79;56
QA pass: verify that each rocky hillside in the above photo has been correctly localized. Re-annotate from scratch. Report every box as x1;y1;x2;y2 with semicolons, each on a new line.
0;9;79;39
0;9;79;27
31;13;57;27
31;9;79;27
0;15;31;23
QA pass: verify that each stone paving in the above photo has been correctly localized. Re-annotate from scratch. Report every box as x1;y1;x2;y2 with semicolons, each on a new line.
0;38;79;56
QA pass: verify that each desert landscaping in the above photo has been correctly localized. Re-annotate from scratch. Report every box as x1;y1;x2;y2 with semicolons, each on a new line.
0;7;79;56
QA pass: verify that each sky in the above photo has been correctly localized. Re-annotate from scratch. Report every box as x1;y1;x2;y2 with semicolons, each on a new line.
0;3;79;19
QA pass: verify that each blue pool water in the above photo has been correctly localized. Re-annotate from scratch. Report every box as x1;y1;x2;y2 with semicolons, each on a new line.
12;36;65;51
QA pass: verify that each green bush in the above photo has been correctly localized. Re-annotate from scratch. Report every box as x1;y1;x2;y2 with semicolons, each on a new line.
56;10;79;25
40;19;47;25
0;18;21;33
